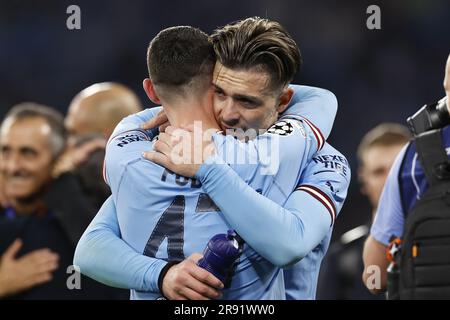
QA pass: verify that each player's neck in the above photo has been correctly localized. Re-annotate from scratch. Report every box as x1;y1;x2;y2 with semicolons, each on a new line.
163;93;220;131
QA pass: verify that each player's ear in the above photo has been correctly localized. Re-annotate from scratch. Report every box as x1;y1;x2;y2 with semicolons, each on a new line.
275;87;294;114
143;78;161;105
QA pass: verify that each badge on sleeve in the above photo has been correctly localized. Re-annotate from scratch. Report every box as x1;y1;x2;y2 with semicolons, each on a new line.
267;120;294;136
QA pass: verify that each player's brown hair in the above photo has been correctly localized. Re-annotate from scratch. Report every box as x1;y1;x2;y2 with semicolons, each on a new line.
211;17;301;92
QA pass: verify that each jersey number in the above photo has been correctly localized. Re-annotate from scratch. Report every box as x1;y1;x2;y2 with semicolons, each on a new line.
143;194;219;260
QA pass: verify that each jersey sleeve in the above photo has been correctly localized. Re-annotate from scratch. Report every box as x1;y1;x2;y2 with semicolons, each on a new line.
283;85;338;150
74;196;167;292
295;144;351;226
370;144;409;246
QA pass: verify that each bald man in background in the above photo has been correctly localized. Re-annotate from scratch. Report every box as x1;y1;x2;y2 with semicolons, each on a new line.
65;82;142;139
55;82;142;210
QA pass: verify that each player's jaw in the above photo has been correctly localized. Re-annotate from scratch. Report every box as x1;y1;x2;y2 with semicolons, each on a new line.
215;104;279;135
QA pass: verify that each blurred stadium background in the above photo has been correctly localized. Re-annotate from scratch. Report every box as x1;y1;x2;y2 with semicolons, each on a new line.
1;0;449;240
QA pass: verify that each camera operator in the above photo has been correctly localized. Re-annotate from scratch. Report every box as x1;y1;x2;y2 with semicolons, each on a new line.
362;53;450;298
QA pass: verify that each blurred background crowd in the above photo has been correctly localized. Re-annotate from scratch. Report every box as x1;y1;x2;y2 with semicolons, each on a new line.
0;0;449;299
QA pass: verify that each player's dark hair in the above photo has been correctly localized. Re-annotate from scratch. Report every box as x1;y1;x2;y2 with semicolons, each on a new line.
147;26;215;91
2;102;67;159
211;17;301;92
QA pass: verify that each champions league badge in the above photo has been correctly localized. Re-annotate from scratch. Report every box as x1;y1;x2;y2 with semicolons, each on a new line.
267;120;294;136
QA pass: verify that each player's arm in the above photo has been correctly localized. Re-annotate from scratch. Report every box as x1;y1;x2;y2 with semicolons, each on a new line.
146;120;331;262
74;196;166;291
195;144;350;267
216;117;320;195
362;144;408;294
74;195;221;299
285;84;337;144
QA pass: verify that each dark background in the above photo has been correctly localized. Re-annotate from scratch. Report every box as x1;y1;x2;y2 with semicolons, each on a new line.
1;0;449;239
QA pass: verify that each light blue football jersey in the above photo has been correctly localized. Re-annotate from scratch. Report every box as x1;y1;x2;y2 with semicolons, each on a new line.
283;143;350;299
105;111;317;300
74;84;343;300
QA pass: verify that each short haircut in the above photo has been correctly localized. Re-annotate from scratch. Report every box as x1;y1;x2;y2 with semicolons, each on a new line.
147;26;215;100
211;17;301;92
357;123;411;165
1;102;67;159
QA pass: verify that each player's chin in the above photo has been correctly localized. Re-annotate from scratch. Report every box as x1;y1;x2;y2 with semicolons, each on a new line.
220;123;234;132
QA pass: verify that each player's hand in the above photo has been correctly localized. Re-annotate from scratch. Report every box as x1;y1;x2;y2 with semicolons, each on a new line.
161;253;224;300
0;239;59;297
444;53;450;113
143;125;217;177
140;110;170;132
52;138;106;178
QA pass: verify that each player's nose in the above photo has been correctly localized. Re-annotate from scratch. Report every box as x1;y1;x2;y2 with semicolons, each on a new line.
221;104;240;128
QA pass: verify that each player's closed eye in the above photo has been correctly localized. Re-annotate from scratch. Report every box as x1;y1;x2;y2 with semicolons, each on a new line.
236;98;259;109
